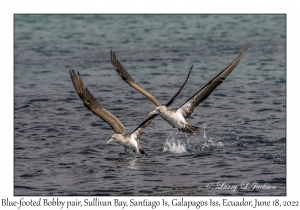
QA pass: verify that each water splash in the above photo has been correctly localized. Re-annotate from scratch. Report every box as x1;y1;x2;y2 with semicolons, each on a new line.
163;138;187;153
200;123;224;151
203;123;207;139
200;138;225;151
162;123;225;153
163;127;187;153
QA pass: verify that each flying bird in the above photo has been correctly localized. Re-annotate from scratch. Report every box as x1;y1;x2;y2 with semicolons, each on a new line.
111;44;250;134
69;63;192;154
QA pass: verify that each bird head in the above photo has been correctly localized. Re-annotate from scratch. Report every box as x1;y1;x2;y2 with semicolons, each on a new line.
106;134;123;144
149;106;167;115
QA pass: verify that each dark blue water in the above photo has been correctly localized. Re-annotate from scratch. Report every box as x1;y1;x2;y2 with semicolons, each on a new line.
14;15;286;196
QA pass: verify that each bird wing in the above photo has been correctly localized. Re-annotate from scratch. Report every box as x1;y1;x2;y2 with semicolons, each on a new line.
131;128;146;154
111;50;162;106
132;128;143;143
131;65;193;133
132;114;158;133
165;65;193;107
178;43;251;119
70;69;126;134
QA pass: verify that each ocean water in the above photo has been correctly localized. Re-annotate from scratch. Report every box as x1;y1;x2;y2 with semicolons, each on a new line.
14;15;286;196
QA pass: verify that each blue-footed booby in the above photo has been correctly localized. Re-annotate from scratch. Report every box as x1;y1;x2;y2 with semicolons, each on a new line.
111;44;250;134
70;70;145;154
69;62;192;154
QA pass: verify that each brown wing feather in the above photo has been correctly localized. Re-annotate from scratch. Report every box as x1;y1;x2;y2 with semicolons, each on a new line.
111;50;162;106
131;65;193;133
165;65;193;107
70;69;126;134
134;128;143;142
132;114;158;133
179;43;251;119
131;128;145;154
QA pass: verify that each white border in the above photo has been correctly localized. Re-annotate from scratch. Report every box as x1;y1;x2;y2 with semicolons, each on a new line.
2;1;298;209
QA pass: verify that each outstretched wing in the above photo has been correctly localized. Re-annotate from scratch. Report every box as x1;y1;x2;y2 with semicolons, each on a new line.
165;65;193;107
111;50;162;106
131;128;146;154
131;65;194;133
70;69;126;134
178;43;251;119
132;114;158;133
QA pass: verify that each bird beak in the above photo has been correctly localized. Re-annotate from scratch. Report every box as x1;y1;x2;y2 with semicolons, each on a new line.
149;110;158;115
106;138;114;144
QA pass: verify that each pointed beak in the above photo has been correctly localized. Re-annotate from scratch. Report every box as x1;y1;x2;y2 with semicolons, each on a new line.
149;110;158;115
106;138;114;144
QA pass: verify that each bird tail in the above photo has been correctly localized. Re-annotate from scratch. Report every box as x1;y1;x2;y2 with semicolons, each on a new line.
178;124;200;134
